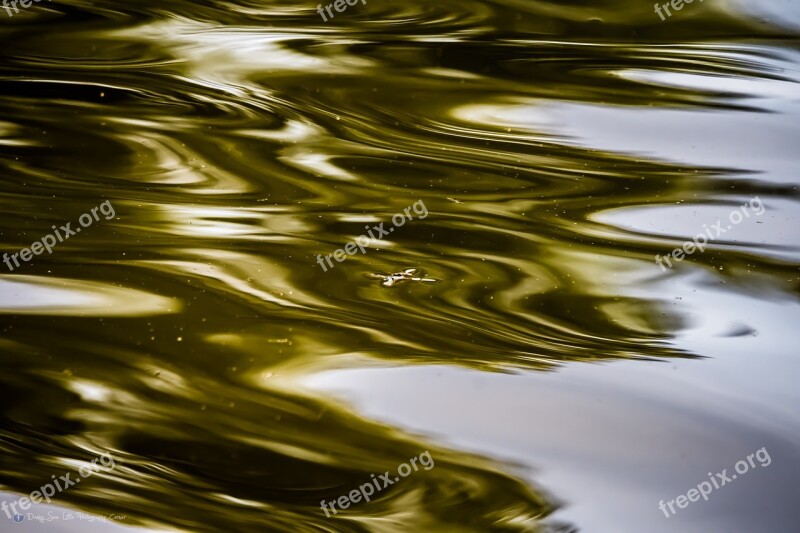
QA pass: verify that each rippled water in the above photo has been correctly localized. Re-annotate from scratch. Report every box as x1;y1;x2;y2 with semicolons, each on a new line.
1;0;799;531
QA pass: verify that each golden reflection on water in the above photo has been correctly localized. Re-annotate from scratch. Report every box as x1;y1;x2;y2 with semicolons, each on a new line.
1;0;799;531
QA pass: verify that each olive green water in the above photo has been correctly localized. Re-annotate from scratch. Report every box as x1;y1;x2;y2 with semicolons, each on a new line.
1;0;799;532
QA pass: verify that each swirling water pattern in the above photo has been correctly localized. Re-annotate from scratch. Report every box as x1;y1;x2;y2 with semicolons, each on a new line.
0;0;799;531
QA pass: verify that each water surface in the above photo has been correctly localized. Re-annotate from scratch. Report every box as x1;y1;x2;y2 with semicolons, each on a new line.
1;0;799;531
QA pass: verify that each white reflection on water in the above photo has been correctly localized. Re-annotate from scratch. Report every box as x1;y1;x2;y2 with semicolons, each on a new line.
0;276;181;316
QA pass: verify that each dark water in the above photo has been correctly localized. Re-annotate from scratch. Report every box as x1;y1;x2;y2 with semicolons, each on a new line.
1;0;799;531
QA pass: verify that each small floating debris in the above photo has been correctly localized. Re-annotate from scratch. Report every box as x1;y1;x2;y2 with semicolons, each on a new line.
364;268;439;287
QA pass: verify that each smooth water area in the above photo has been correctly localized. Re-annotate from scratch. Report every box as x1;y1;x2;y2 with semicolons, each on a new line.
0;0;799;531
